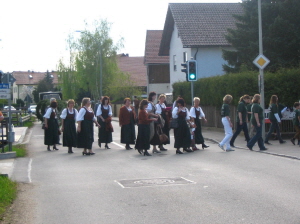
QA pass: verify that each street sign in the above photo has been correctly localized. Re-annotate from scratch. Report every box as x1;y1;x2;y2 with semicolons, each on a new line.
0;94;10;99
253;54;270;70
0;83;10;89
0;89;10;94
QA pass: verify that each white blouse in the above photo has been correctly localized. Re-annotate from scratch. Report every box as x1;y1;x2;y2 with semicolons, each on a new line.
43;107;57;119
60;108;78;120
146;102;155;113
77;107;97;121
96;105;112;117
189;107;205;119
155;103;166;114
172;107;190;120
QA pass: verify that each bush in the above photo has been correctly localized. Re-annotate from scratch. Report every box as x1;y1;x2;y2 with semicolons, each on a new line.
173;67;300;108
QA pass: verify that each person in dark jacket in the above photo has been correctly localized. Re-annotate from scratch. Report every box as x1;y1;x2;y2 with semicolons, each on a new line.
264;95;286;145
60;99;78;153
119;98;136;150
43;98;60;151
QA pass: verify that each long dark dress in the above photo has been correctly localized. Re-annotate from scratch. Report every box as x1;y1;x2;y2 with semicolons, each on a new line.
77;108;94;150
120;109;136;144
194;109;205;144
44;108;59;146
174;111;191;149
135;110;151;150
148;102;160;145
62;109;77;147
98;105;113;144
159;104;170;145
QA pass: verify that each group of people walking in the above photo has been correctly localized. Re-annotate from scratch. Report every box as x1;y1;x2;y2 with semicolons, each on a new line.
43;92;210;156
43;92;297;156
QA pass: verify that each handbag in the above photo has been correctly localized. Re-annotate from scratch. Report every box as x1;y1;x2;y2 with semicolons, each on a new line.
169;118;178;129
157;126;169;143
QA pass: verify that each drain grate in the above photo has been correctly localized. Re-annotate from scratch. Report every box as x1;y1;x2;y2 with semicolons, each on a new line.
115;177;195;188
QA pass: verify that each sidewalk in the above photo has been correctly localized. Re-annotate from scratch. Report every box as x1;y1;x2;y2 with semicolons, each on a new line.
0;126;28;177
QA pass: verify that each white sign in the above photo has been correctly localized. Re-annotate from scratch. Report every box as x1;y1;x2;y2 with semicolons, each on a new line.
0;83;10;89
253;54;270;70
0;89;10;94
0;94;10;99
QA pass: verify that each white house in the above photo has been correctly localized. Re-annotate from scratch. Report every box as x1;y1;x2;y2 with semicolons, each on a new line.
159;3;243;91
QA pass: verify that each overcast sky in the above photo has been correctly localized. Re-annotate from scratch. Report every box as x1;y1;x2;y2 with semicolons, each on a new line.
0;0;241;72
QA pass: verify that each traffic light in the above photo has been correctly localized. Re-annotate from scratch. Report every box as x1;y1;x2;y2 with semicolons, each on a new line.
181;62;188;81
188;60;197;81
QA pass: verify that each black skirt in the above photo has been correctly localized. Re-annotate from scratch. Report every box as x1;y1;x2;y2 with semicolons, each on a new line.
44;118;59;146
121;117;136;144
194;117;204;144
150;122;161;145
135;124;150;150
161;113;170;145
63;118;77;147
174;117;191;149
98;118;112;144
77;120;94;149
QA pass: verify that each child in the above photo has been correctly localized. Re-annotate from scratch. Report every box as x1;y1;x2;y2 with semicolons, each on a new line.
291;102;300;146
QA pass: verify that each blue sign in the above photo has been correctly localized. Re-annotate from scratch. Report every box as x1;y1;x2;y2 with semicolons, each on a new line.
0;83;9;89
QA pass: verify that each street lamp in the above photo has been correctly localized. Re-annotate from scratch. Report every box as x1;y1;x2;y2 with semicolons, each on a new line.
75;31;103;99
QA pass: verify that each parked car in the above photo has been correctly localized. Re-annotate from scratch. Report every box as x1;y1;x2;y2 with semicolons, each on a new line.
3;106;16;110
28;105;37;114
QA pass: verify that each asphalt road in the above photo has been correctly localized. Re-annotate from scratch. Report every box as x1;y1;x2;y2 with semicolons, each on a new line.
11;121;300;224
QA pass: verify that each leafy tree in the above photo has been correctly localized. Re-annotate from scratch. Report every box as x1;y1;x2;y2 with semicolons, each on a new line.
32;71;55;103
223;0;300;73
16;99;25;107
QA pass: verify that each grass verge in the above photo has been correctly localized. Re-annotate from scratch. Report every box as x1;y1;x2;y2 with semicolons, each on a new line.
0;176;17;220
3;144;27;157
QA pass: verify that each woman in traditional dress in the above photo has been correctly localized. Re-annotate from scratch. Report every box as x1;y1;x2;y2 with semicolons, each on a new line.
96;96;113;149
189;97;209;150
77;98;100;155
146;92;160;153
44;98;60;151
60;99;78;153
135;99;158;156
119;98;136;150
172;98;193;154
155;94;170;151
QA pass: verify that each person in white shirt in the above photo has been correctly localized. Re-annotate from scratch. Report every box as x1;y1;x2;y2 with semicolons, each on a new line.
96;96;113;149
156;94;170;151
189;97;209;150
172;98;193;154
60;99;78;153
77;97;100;155
147;92;160;153
43;98;60;151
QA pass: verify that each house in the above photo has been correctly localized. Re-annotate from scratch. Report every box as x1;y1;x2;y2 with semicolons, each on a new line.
12;71;59;104
117;54;147;93
159;3;243;91
144;30;170;95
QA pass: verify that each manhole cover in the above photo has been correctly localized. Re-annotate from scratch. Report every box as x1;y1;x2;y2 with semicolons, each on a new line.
115;177;195;188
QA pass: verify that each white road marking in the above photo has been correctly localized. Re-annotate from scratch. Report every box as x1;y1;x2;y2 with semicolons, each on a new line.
28;158;32;183
112;142;125;149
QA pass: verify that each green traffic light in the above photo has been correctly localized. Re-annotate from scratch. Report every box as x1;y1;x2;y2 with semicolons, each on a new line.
189;74;196;80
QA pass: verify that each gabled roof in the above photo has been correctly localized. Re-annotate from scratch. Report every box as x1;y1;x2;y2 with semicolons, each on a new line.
144;30;169;64
13;71;59;85
117;55;147;86
159;3;243;56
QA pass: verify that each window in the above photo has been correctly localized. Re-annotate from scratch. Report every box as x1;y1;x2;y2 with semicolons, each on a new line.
173;55;177;71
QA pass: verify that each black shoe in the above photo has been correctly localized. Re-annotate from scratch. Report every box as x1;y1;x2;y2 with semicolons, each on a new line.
82;151;88;155
105;145;111;149
264;142;272;145
291;138;295;145
183;148;193;153
247;146;253;151
159;146;168;151
98;143;101;148
202;143;209;149
53;147;59;150
68;151;74;154
47;147;51;151
260;148;268;151
176;149;183;154
230;144;235;148
144;150;152;156
136;148;142;155
280;141;286;144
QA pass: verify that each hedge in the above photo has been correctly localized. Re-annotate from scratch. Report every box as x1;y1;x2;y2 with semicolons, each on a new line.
173;68;300;108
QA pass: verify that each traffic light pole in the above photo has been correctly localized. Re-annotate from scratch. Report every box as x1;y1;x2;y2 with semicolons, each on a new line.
191;82;194;106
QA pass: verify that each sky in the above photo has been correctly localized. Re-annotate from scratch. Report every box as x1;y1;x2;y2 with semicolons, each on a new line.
0;0;241;73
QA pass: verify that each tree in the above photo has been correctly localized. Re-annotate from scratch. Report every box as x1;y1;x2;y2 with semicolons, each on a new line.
223;0;300;73
57;19;129;101
32;71;55;103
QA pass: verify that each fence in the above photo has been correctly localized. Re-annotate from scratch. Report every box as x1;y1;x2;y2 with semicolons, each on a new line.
0;118;9;153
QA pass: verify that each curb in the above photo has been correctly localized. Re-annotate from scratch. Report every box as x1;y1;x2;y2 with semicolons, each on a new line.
205;137;300;160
